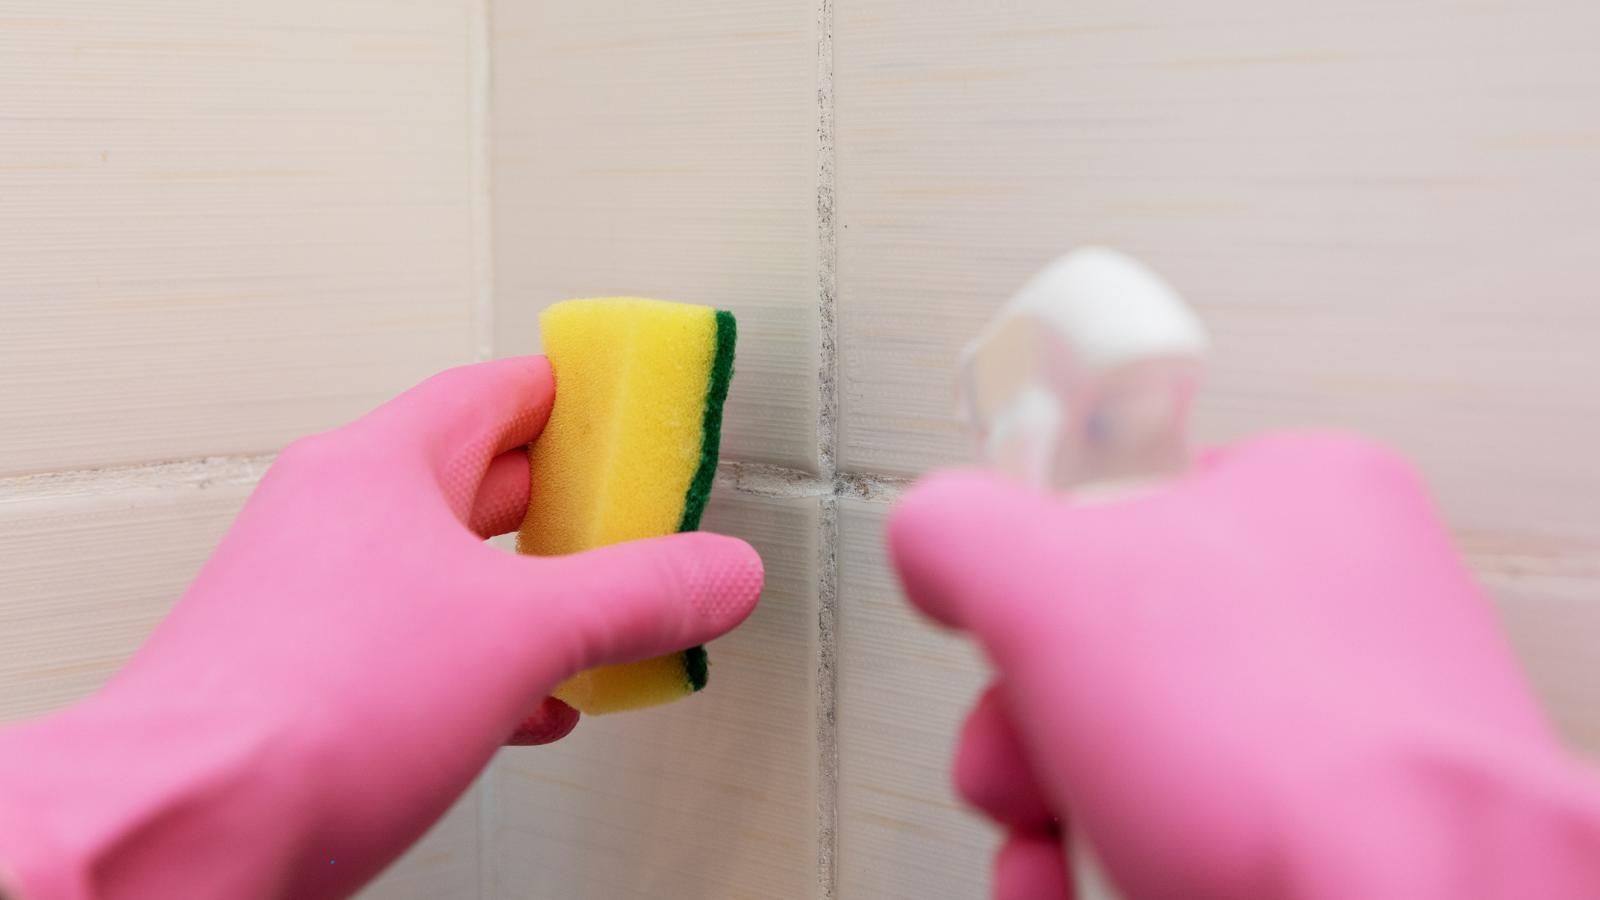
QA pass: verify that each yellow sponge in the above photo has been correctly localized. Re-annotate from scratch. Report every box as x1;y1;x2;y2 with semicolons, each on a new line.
517;298;736;714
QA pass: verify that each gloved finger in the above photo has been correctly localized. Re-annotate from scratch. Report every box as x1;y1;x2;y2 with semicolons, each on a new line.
506;697;580;745
887;442;1265;635
485;532;763;678
887;469;1066;642
955;683;1056;831
362;356;554;474
469;449;531;538
995;831;1074;900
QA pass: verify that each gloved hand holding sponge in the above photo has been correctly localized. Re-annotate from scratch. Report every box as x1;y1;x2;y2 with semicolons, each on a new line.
0;298;758;899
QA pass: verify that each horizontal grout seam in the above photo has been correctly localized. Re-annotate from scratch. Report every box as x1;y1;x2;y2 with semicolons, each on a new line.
715;461;910;504
0;455;274;502
831;470;911;503
1;455;908;505
716;461;829;498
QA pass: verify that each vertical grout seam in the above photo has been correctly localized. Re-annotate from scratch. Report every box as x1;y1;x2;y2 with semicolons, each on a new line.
813;0;839;896
816;492;840;900
815;1;838;484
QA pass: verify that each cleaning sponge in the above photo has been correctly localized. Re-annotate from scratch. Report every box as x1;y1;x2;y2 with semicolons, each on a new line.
517;298;736;714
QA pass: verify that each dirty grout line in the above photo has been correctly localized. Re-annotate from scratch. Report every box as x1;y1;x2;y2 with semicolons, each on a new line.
816;492;840;899
0;455;274;502
832;471;910;504
717;461;908;505
815;0;838;486
716;461;829;498
0;455;899;507
812;0;839;894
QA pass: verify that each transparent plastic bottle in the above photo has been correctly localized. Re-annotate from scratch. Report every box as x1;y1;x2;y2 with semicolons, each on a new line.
958;247;1208;499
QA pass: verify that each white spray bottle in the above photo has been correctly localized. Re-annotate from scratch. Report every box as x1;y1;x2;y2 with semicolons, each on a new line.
959;247;1209;500
956;248;1210;895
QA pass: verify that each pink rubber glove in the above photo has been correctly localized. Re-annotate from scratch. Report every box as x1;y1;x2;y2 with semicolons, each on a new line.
0;357;763;900
889;432;1600;900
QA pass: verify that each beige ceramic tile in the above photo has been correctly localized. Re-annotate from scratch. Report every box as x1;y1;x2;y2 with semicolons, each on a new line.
0;1;481;475
834;3;1600;504
0;467;258;722
492;1;820;471
488;492;820;899
361;784;482;900
835;499;996;899
1466;538;1600;757
834;2;1600;766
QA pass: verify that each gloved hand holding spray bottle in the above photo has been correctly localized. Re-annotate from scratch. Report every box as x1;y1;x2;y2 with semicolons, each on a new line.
887;248;1600;898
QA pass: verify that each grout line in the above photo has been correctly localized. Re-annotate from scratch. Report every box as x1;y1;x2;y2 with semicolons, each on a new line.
815;0;838;484
832;471;911;503
0;455;273;502
468;0;496;365
716;461;829;499
720;458;908;509
815;492;840;900
716;461;907;505
812;0;840;895
0;455;902;506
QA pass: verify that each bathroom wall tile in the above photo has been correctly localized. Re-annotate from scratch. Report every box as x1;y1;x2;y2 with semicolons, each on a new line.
360;785;482;900
0;1;482;475
493;1;821;471
834;2;1600;507
489;492;820;899
0;468;257;722
834;499;996;899
1467;538;1600;756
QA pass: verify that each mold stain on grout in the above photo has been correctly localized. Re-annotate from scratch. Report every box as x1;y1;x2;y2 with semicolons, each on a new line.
832;471;910;503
